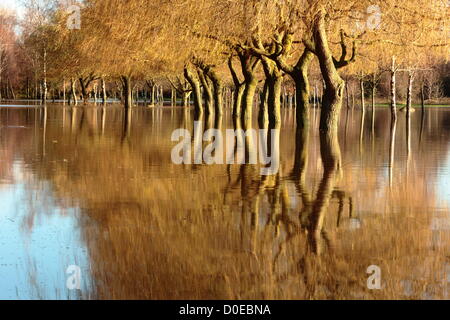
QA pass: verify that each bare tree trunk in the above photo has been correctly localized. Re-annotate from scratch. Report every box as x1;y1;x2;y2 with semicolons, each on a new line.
101;77;107;105
151;82;156;105
182;91;190;107
258;80;269;127
202;67;223;116
198;69;214;115
261;56;283;127
420;81;425;113
314;10;345;134
388;57;398;187
359;77;366;150
360;77;365;112
228;56;245;118
71;78;78;106
345;79;350;110
267;74;282;126
419;81;426;146
171;88;176;106
79;78;89;104
406;71;414;157
390;57;397;125
121;75;132;109
406;70;414;115
371;84;376;134
292;50;314;129
63;79;66;105
42;49;47;104
9;78;15;100
239;53;259;122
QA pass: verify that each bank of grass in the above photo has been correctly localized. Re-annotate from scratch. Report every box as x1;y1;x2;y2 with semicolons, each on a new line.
375;103;450;108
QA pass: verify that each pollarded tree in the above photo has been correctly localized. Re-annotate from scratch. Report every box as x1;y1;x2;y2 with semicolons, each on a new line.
78;0;186;108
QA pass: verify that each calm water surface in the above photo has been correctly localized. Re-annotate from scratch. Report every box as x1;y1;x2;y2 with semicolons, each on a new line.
0;103;449;299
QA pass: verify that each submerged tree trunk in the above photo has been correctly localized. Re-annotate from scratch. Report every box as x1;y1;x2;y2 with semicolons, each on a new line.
101;77;107;105
42;49;47;104
267;74;282;126
388;57;398;187
261;56;283;126
79;78;89;104
258;80;269;127
371;76;376;134
419;81;426;146
238;52;260;122
345;80;350;110
390;57;398;125
121;75;132;109
63;79;66;105
359;77;366;150
313;10;345;134
70;78;78;106
182;91;190;107
292;50;314;129
406;70;414;116
272;39;314;129
360;77;365;112
228;56;245;118
202;67;223;117
171;88;176;106
406;71;414;157
184;66;203;115
198;69;214;115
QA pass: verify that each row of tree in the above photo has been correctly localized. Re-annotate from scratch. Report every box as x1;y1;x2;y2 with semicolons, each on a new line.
1;0;449;133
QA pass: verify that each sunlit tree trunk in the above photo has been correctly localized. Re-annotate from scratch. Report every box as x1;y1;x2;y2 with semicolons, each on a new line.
203;67;223;116
390;57;398;125
291;50;313;129
388;57;398;188
228;56;245;118
258;80;269;127
267;74;282;126
261;57;283;127
359;77;365;150
198;69;214;115
70;78;78;106
313;10;345;134
182;91;190;107
63;79;66;105
238;52;259;122
42;48;47;104
406;70;414;157
371;78;376;134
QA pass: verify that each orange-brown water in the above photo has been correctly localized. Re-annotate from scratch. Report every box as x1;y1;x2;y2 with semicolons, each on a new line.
0;104;449;299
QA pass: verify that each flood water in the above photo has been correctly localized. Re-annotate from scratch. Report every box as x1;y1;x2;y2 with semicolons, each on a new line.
0;103;449;299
